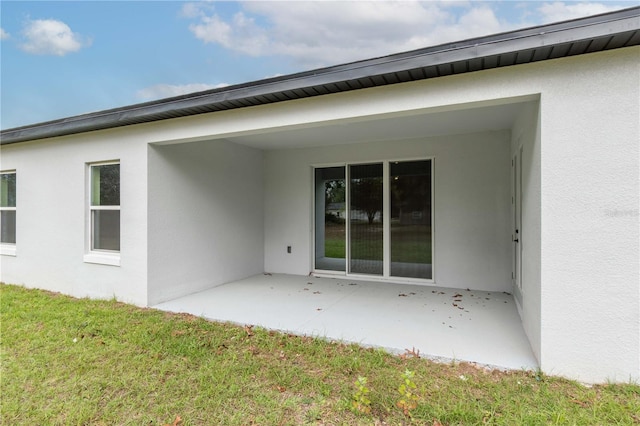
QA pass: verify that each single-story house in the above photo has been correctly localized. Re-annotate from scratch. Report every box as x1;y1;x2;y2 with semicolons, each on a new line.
1;8;638;384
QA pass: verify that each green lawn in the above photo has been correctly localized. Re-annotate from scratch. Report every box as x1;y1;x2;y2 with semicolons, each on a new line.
2;284;639;425
324;223;432;263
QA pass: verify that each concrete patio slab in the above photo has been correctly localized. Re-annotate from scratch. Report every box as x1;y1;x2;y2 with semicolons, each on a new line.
153;274;538;370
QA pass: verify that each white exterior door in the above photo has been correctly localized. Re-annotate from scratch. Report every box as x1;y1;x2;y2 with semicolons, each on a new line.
512;148;522;292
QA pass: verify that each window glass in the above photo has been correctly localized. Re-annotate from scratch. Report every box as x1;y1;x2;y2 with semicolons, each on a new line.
92;210;120;251
1;173;16;207
1;211;16;244
0;172;16;244
91;164;120;206
90;163;120;252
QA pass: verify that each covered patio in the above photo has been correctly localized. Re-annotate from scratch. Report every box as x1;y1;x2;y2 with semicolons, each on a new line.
153;274;537;371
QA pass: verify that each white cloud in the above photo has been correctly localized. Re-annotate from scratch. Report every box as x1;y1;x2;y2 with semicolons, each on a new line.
0;28;9;40
185;1;516;67
20;19;89;56
184;1;631;68
136;83;230;100
537;2;625;23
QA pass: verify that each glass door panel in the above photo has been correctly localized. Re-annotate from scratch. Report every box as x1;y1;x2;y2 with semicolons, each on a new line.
349;163;383;275
314;167;346;271
390;160;432;279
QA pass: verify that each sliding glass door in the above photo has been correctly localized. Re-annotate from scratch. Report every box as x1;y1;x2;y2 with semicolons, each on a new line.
314;159;433;281
314;167;346;271
390;160;432;279
349;163;383;275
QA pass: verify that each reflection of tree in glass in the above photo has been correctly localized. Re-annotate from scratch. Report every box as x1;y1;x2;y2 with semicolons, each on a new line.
98;165;120;206
351;177;383;224
0;173;17;207
325;179;345;204
391;175;430;218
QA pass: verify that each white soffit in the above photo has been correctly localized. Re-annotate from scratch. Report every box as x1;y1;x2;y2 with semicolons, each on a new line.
227;101;529;150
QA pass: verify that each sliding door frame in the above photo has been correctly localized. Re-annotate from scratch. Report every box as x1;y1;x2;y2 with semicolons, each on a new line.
312;156;435;284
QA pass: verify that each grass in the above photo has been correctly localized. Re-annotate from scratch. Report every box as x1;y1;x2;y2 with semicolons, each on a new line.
2;283;639;425
323;222;432;263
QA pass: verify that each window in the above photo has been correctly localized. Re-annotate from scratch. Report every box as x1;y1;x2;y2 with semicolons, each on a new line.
1;171;17;248
89;162;120;252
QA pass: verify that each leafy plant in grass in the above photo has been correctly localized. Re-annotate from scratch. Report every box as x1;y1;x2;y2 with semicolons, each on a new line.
397;369;420;416
351;376;372;414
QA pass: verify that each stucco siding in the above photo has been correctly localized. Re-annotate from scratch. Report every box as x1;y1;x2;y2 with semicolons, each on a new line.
0;131;148;305
537;48;640;382
147;139;265;306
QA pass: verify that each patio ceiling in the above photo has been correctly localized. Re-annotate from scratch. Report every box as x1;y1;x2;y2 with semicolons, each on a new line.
224;101;530;150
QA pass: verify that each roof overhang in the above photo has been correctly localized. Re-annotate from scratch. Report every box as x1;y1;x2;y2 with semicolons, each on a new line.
1;6;639;145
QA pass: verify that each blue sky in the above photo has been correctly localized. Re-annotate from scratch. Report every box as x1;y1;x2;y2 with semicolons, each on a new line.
1;1;636;130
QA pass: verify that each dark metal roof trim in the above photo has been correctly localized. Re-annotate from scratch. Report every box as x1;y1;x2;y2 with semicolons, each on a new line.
2;6;639;145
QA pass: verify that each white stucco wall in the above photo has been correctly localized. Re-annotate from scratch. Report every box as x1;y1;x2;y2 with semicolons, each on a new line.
536;48;640;383
146;139;265;305
264;131;513;292
0;130;148;305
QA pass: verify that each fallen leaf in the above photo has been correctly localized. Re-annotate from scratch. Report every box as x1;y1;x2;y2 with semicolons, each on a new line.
244;325;254;337
277;386;286;393
570;399;589;408
313;291;321;294
163;415;182;426
400;347;421;359
399;293;407;297
453;293;463;298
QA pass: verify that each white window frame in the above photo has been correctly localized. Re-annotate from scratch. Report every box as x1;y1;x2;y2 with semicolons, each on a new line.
0;170;17;256
83;161;120;266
